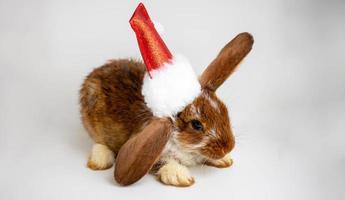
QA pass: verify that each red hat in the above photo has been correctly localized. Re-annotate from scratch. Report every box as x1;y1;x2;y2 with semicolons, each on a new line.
130;3;201;117
130;3;172;77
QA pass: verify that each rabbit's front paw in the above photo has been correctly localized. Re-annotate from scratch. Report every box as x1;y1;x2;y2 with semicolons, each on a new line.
87;144;115;170
157;159;194;187
205;154;233;168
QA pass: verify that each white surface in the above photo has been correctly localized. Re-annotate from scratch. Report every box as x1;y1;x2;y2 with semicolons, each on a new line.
0;0;344;199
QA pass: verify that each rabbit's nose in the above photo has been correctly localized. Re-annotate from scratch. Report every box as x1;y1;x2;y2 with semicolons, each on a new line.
220;138;234;156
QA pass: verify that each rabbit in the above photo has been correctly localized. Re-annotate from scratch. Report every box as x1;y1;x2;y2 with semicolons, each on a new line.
80;32;253;187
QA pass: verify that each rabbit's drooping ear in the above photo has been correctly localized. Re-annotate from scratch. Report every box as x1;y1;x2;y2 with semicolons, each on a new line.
114;118;172;186
199;32;254;91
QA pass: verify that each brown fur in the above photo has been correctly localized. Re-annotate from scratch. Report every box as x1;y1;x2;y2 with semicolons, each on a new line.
114;118;172;185
80;32;254;186
199;32;254;91
80;60;235;161
175;90;235;159
80;59;153;154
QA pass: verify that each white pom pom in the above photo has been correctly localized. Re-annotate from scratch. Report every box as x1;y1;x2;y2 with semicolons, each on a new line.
142;55;201;117
153;21;165;35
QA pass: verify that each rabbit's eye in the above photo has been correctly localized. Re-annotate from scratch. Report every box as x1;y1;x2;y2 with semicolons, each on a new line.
191;120;203;131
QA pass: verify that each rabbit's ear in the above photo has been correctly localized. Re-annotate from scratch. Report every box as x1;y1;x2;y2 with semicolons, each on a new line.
114;118;172;186
199;32;254;91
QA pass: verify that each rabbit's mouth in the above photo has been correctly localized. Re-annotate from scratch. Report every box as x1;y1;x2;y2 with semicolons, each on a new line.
201;150;227;160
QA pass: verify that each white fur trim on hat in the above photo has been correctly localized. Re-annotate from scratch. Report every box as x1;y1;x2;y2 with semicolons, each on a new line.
142;55;201;117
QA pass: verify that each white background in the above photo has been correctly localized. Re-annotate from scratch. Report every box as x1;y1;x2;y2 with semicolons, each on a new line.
1;0;344;199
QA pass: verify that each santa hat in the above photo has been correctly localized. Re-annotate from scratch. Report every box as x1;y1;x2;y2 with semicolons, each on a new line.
130;3;201;117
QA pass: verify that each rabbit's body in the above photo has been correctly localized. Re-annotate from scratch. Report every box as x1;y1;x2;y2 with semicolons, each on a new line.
80;58;235;185
80;59;206;168
80;32;253;187
80;59;152;153
80;59;210;167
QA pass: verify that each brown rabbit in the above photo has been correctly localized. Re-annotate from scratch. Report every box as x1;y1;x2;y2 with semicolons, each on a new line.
80;32;254;187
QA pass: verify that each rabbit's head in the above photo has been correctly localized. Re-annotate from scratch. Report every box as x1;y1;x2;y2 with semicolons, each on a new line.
172;32;253;160
174;90;234;159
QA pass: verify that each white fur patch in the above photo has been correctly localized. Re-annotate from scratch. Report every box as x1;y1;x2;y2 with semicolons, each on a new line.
161;132;205;167
190;137;210;149
88;144;114;169
157;158;194;186
209;128;217;138
203;93;220;112
190;104;201;118
207;154;233;167
142;55;201;117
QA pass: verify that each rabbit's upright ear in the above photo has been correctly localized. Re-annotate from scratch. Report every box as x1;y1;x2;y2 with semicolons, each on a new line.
114;118;172;186
199;32;254;91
